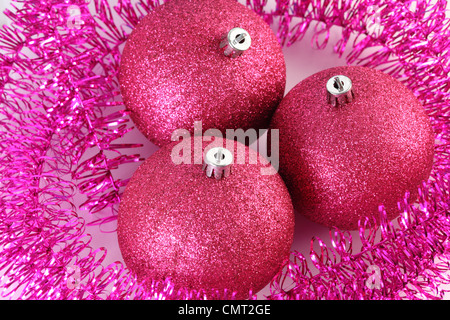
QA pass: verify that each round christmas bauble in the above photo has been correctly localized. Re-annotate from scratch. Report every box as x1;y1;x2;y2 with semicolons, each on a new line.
119;0;286;147
117;137;294;298
269;66;435;230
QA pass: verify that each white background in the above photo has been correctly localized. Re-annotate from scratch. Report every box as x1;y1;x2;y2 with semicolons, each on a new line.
0;0;449;299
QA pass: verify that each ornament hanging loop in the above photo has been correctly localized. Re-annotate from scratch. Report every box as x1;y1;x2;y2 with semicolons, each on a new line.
220;27;251;58
202;147;233;179
326;75;354;107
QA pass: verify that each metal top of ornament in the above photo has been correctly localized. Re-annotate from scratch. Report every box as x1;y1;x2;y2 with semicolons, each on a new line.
220;27;251;58
326;75;354;107
202;147;233;179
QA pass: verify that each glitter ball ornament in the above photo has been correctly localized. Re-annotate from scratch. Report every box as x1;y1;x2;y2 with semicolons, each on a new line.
270;66;435;230
119;0;286;147
117;137;294;298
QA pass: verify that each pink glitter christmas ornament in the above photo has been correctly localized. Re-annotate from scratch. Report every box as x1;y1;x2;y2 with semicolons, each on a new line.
270;66;435;230
117;137;294;299
119;0;286;147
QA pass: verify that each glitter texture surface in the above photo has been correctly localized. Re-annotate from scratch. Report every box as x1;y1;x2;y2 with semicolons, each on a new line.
119;0;286;147
117;137;295;298
270;66;435;230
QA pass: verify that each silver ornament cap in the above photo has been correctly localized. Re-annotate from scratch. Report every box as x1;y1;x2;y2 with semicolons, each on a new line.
202;147;233;179
326;75;354;107
220;27;251;58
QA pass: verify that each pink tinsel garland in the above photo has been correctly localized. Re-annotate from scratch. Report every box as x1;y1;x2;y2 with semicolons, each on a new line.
0;0;449;299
